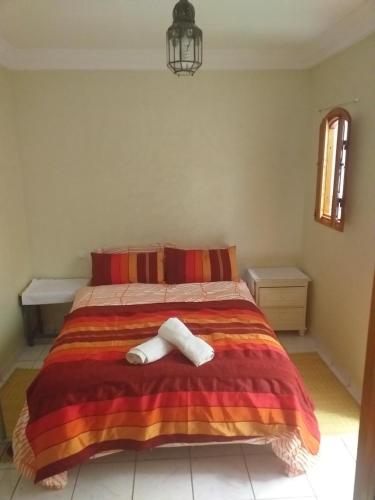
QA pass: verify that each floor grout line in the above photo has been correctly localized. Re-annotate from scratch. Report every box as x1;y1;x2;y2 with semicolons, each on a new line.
304;467;320;500
70;464;81;500
130;458;137;500
9;474;21;500
340;436;358;462
241;443;256;500
188;447;195;500
136;454;189;462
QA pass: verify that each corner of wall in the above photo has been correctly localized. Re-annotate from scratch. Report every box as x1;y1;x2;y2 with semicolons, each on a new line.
0;66;31;379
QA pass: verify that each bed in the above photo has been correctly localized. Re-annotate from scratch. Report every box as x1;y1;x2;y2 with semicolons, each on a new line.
13;280;320;489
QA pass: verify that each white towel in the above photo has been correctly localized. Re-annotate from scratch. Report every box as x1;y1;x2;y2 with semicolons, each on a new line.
126;336;173;365
158;317;214;367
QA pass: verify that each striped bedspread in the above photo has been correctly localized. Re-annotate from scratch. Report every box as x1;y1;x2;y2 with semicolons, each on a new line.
15;298;320;486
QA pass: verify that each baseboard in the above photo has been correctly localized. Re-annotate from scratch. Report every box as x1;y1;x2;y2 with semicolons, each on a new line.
312;334;362;405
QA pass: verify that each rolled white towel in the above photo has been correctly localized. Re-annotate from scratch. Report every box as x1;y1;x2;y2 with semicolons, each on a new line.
158;317;214;367
126;336;173;365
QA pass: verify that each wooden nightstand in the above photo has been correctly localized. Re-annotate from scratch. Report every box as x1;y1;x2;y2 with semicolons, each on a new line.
246;267;310;335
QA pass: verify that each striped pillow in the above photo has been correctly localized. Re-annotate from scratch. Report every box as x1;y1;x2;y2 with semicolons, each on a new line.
91;250;164;286
165;246;239;284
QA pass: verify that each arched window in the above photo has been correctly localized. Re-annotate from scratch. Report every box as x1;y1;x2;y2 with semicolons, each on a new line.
314;107;351;231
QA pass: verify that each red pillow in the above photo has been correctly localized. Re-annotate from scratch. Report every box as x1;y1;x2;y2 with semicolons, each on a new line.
91;250;164;286
165;246;239;284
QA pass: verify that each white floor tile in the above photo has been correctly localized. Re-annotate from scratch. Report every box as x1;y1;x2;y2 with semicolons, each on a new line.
12;467;79;499
18;345;45;362
91;449;136;463
242;443;273;455
277;333;316;353
14;361;37;370
0;468;20;500
192;455;254;500
246;453;315;499
73;462;134;500
307;436;356;500
133;458;192;500
341;433;358;460
190;443;242;458
318;435;355;459
40;344;53;359
137;446;189;461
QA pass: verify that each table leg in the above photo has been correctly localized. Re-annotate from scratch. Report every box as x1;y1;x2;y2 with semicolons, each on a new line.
37;305;44;336
21;305;34;346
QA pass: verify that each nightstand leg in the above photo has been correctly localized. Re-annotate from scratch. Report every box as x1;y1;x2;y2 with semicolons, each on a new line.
298;329;306;336
21;305;34;346
37;305;44;336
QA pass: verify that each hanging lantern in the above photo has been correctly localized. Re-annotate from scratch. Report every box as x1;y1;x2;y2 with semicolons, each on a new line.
166;0;202;76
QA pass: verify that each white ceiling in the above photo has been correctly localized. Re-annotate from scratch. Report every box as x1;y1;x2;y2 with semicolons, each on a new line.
0;0;374;69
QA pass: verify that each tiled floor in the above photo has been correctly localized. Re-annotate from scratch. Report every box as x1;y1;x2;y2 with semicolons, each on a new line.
0;334;358;500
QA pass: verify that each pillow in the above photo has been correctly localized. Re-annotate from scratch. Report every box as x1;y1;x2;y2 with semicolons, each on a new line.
165;246;239;284
91;250;164;286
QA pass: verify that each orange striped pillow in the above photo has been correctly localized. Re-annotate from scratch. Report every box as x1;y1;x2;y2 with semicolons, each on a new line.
165;246;239;284
91;250;164;286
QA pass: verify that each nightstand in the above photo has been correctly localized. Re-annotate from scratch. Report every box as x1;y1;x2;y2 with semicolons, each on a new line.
19;278;89;346
246;267;310;335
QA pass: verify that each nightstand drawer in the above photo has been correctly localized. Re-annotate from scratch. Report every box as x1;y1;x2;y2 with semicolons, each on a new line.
262;307;306;331
258;286;306;308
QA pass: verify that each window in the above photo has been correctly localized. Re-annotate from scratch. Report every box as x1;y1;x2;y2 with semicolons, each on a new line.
314;107;351;231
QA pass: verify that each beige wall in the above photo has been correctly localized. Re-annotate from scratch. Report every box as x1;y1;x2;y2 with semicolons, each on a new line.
4;38;374;393
300;34;375;393
10;70;311;278
0;67;30;376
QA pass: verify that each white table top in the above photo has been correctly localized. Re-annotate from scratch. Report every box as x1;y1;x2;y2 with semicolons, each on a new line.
21;278;89;305
247;267;310;282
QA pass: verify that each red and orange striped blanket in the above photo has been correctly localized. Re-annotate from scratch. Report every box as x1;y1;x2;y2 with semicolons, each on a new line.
15;299;320;487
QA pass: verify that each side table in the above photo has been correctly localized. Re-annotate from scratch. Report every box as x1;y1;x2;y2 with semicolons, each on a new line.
245;267;310;335
19;278;89;345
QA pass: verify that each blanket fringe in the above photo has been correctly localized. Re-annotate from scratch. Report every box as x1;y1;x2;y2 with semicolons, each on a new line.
13;403;67;489
272;431;318;476
13;403;317;490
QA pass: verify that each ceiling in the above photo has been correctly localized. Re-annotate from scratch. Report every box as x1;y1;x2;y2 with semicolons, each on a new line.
0;0;374;69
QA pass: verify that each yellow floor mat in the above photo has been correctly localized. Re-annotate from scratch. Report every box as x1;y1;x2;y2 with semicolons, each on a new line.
290;352;360;435
0;368;39;440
